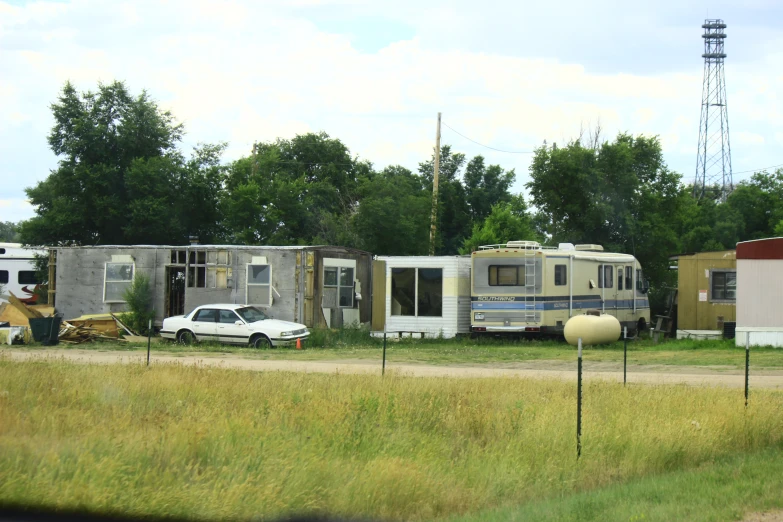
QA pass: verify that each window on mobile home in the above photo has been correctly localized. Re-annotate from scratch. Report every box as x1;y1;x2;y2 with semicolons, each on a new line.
710;270;736;302
247;264;271;306
104;263;134;302
598;265;613;288
324;266;354;308
554;265;567;286
391;267;442;317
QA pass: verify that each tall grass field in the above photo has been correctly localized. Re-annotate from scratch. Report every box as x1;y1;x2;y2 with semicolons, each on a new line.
1;358;782;520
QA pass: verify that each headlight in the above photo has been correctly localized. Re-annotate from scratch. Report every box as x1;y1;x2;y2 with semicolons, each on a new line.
281;331;295;337
474;313;485;321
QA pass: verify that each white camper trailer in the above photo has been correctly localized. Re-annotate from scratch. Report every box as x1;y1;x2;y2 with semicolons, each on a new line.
0;243;44;304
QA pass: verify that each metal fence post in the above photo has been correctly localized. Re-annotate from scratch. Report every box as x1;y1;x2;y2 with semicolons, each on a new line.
147;318;152;367
623;326;627;386
577;337;583;459
745;333;750;407
382;331;387;376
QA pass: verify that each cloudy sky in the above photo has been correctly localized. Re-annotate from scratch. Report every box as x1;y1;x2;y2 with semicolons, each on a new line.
2;0;783;223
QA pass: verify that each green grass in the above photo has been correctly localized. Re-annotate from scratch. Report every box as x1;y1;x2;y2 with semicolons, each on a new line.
18;334;783;369
447;448;783;522
1;359;782;520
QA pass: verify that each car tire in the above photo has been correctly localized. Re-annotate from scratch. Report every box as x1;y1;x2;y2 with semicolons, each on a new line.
177;330;196;345
251;334;272;349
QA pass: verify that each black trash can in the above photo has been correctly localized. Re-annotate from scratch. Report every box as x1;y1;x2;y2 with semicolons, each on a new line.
29;316;62;346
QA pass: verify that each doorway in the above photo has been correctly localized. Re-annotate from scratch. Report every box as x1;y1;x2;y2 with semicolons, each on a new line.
165;267;186;317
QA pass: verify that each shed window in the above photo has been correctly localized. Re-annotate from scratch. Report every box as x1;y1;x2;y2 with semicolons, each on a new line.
104;263;134;302
391;267;442;317
247;264;271;306
598;265;613;288
324;267;354;308
711;270;736;301
0;270;8;284
554;264;567;286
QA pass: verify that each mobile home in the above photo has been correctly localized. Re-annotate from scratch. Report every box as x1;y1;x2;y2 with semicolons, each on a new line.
736;238;783;347
53;244;372;328
371;256;471;338
470;241;650;337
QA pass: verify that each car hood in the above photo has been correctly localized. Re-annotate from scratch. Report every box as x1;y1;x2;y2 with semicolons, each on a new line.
248;319;307;332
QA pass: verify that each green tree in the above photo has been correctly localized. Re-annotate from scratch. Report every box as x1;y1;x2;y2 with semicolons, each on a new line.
527;133;686;304
222;132;371;246
21;81;224;246
0;222;20;242
460;196;539;254
352;166;430;255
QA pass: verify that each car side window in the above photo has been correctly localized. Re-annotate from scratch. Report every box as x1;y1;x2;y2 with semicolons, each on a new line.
193;309;218;322
219;310;241;324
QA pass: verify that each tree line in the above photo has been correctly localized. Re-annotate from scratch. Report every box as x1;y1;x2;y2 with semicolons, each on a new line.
15;81;783;312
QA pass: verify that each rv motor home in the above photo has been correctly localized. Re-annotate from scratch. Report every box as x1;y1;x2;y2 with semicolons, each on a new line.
470;241;650;338
0;243;45;304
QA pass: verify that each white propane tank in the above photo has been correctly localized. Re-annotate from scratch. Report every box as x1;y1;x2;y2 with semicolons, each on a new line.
564;314;622;346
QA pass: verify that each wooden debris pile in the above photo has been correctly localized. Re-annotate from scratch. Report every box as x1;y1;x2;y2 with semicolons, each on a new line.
58;313;137;345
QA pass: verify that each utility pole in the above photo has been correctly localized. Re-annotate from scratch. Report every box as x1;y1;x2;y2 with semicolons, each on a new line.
429;112;441;256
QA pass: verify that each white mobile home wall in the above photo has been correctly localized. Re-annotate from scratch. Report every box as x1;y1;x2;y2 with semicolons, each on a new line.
376;256;471;339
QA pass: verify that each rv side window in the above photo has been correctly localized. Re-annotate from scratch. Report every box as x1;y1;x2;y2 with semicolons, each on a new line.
636;269;644;292
0;270;8;284
247;264;272;306
18;271;38;285
554;265;567;286
489;265;519;286
625;267;632;290
598;265;613;288
618;266;624;290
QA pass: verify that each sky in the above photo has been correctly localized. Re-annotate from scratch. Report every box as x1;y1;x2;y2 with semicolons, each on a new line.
2;0;783;223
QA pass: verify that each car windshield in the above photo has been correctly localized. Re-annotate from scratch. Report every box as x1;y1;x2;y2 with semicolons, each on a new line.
235;306;268;323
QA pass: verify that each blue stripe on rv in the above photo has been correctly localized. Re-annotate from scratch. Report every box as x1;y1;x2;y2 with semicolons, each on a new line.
472;299;650;310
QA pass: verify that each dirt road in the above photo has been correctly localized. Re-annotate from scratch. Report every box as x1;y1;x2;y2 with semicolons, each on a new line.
4;349;783;389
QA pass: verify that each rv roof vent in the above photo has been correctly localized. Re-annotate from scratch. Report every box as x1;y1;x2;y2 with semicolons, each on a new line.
574;244;604;252
506;241;540;249
558;243;575;251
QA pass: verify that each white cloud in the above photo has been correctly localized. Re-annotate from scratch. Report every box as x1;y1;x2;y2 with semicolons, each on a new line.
1;0;783;223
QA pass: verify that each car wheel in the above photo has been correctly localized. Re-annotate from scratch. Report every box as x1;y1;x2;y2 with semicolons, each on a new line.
177;330;196;345
251;334;272;349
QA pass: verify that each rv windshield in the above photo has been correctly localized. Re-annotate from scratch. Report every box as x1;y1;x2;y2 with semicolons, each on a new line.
236;306;268;323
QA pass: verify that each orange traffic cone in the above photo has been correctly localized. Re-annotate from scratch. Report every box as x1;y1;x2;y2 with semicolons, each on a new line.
296;338;302;350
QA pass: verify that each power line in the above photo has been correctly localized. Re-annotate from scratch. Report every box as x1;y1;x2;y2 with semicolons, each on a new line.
733;162;783;176
441;121;536;154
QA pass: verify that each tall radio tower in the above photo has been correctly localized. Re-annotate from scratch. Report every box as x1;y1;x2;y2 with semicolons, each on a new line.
694;19;733;201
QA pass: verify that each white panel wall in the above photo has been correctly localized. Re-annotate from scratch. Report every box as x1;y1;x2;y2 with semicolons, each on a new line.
737;259;783;328
377;256;471;338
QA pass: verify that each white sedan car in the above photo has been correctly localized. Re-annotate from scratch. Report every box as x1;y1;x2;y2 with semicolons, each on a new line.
160;304;309;348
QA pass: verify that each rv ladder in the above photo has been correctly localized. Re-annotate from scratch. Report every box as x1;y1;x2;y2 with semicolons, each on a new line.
523;244;537;322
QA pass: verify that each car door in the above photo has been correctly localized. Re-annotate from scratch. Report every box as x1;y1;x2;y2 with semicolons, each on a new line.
190;308;218;341
218;309;249;344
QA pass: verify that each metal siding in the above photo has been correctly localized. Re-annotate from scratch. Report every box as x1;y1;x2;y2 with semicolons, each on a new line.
737;259;783;328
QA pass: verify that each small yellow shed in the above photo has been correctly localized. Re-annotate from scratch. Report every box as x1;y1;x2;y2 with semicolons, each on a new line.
673;250;736;332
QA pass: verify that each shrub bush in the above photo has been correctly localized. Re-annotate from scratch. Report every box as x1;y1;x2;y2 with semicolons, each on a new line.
120;272;155;336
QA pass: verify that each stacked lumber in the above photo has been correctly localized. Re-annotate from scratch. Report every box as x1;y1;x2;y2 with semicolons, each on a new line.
58;320;122;344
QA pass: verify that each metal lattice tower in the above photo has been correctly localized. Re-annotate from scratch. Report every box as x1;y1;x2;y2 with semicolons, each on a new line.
694;19;733;201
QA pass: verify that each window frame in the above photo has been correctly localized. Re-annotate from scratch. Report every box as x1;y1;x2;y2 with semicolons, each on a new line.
391;267;443;318
598;265;613;289
246;264;272;306
323;266;355;308
709;269;736;303
554;264;567;286
103;262;135;303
